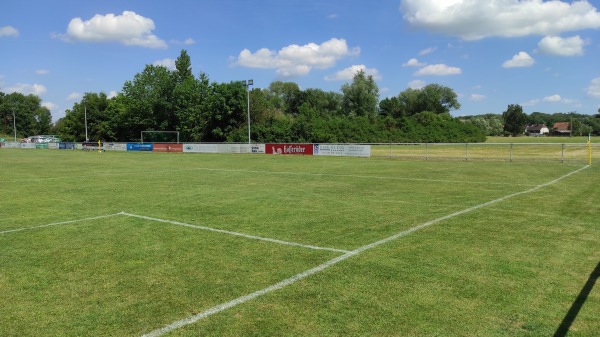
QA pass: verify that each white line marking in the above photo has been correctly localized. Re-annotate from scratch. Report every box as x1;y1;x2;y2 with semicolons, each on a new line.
0;213;122;235
120;212;350;254
141;165;590;337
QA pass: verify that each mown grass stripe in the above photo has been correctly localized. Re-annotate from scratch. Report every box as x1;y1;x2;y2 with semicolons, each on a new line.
141;164;589;337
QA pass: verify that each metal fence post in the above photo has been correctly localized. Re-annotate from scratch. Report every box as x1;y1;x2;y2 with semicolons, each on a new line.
510;143;513;162
465;143;468;161
426;143;429;161
561;144;565;163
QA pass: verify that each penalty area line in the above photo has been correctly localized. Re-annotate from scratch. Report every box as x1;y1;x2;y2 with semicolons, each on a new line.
0;213;123;235
120;212;350;254
140;164;589;337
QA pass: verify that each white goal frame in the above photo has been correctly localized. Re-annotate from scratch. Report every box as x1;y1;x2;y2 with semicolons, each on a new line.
141;131;180;144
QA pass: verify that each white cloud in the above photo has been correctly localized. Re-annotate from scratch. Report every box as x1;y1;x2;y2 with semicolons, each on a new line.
42;101;57;111
408;80;426;89
414;64;462;76
107;90;118;99
0;25;19;37
66;92;82;101
153;58;176;70
470;94;487;101
2;83;47;96
587;77;600;98
57;11;167;49
36;69;50;75
419;47;437;55
522;99;540;107
172;38;196;46
543;94;562;102
502;52;535;68
537;35;586;56
324;65;381;81
400;0;600;40
234;38;360;77
403;58;426;67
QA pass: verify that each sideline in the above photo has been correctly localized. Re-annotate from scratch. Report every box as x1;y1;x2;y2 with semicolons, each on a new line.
141;165;590;337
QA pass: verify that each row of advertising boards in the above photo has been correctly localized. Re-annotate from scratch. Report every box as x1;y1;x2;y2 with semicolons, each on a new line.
1;142;371;157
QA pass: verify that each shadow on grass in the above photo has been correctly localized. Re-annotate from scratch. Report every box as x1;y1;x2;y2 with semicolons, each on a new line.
554;261;600;337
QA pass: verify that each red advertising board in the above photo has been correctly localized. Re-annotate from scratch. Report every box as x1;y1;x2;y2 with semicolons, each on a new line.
265;144;313;155
153;143;183;153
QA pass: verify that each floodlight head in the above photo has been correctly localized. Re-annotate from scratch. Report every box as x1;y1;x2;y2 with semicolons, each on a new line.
248;79;253;86
241;80;247;85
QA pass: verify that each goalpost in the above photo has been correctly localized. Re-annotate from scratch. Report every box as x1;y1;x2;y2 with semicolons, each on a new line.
141;131;180;143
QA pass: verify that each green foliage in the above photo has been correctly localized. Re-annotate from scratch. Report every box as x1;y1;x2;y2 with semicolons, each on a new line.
341;70;379;117
395;84;461;117
502;104;527;136
0;92;53;138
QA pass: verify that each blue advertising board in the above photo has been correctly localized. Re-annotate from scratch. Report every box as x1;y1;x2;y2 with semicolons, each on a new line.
59;142;75;150
126;143;153;151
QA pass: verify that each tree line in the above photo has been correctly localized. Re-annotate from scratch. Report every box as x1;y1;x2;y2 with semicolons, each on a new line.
2;50;599;143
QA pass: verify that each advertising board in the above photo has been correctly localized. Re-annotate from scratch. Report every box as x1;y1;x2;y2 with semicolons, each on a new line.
127;143;153;151
153;143;183;153
20;143;36;149
265;144;313;155
105;143;128;151
183;144;218;153
48;143;59;149
313;144;371;157
59;142;76;150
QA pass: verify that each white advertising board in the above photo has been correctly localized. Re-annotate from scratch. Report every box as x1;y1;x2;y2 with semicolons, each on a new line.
20;143;36;149
313;144;371;157
48;143;59;149
183;144;218;153
105;143;128;151
2;142;20;148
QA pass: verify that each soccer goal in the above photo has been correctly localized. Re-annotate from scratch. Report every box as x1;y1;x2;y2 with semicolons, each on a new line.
141;131;180;143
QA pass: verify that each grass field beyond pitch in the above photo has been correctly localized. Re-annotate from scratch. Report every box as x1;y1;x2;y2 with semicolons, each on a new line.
0;149;598;336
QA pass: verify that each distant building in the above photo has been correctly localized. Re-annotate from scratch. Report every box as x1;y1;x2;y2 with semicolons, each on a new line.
552;122;571;136
525;124;550;136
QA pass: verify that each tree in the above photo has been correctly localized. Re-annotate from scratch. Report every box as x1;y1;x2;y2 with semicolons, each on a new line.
174;49;193;83
341;70;379;117
0;92;52;138
502;104;527;136
121;65;176;140
395;84;461;117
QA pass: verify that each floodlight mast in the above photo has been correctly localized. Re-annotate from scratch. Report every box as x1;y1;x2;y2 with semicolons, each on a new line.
242;79;253;145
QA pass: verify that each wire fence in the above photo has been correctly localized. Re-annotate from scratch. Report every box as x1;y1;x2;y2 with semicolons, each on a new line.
371;143;595;164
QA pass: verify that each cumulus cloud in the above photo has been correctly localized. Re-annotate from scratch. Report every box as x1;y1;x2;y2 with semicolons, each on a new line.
400;0;600;40
587;77;600;98
408;80;427;89
403;58;426;67
57;11;167;49
324;65;381;81
537;35;586;56
36;69;50;75
502;52;535;68
107;90;118;99
419;47;437;55
153;58;176;70
171;38;196;46
470;94;487;101
42;101;57;111
543;94;562;102
234;38;360;77
414;64;461;76
0;25;19;37
2;83;47;96
66;92;82;101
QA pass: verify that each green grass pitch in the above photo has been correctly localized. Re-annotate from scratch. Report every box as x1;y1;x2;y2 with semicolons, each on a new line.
0;149;598;336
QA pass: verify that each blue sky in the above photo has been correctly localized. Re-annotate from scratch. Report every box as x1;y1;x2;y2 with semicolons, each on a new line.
1;0;600;122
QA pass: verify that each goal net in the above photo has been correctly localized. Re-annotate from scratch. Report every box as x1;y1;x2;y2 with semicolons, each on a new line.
141;131;180;143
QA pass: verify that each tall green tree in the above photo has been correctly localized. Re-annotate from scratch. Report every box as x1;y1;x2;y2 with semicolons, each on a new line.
0;92;52;138
395;84;460;117
174;49;193;83
341;70;379;117
121;65;176;140
502;104;528;136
